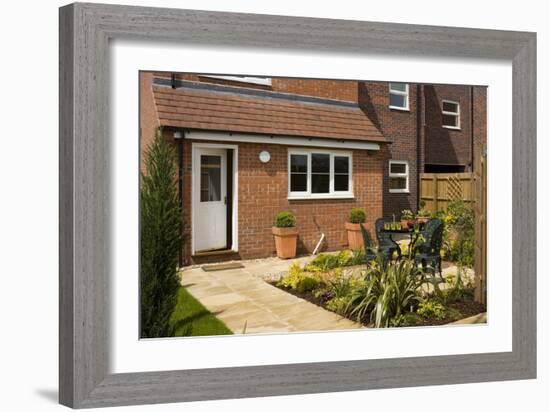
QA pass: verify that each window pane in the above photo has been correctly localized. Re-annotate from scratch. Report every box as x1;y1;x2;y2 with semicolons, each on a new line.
389;93;406;108
442;101;458;113
290;154;307;173
290;173;307;192
200;155;221;202
389;177;407;190
334;174;349;191
390;162;407;174
390;83;407;92
442;114;458;127
312;174;330;193
334;156;349;174
311;153;330;173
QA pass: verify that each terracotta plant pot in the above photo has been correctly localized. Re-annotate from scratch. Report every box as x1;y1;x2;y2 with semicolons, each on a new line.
401;220;409;230
345;222;364;251
272;227;298;259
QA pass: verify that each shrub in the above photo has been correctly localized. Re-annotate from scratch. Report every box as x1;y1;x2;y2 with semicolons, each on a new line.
326;296;351;315
277;263;307;289
347;257;424;328
401;209;414;220
446;200;475;267
416;208;431;218
305;253;340;272
417;300;447;320
140;129;183;338
273;211;295;228
349;208;366;224
390;312;421;327
348;249;366;266
296;276;320;293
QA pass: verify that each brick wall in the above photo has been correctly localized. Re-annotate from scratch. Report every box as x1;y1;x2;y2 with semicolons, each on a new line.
175;138;384;262
139;72;160;172
358;81;419;218
423;84;474;169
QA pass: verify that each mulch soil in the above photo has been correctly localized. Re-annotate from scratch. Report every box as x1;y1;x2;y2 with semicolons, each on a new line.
270;282;486;328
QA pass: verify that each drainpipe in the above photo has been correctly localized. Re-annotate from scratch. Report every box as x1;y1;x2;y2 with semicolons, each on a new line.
174;130;184;267
416;84;424;212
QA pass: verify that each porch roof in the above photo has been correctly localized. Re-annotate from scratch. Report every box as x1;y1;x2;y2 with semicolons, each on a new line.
152;82;388;144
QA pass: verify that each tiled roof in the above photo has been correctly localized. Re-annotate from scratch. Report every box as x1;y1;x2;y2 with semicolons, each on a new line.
152;82;388;143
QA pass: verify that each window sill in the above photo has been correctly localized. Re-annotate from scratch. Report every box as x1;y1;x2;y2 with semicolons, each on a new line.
288;194;355;200
389;106;410;112
442;126;461;130
389;190;410;194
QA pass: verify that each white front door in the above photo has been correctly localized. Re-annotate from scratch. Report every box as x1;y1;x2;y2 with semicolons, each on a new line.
194;148;227;252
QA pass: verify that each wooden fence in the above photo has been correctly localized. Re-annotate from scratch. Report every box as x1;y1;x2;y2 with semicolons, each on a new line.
419;172;474;213
418;146;487;305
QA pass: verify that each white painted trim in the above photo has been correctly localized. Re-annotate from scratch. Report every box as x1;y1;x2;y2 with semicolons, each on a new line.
389;82;410;111
200;75;272;86
388;159;410;193
442;99;461;129
191;142;239;255
185;130;381;151
287;148;354;199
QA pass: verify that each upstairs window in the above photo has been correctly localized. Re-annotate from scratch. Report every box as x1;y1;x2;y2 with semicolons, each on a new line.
389;83;409;110
389;160;409;193
442;100;460;129
288;150;353;199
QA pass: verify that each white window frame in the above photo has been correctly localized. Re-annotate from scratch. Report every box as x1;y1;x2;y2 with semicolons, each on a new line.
201;75;272;86
441;99;461;130
287;149;353;200
389;160;409;193
388;83;410;111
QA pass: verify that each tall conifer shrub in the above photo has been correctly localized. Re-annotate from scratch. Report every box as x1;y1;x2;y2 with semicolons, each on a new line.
140;129;182;338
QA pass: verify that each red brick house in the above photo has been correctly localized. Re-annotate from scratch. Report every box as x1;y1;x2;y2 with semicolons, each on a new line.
140;73;486;265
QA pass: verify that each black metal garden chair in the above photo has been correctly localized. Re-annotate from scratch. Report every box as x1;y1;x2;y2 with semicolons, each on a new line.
375;218;402;261
413;218;444;277
360;223;394;265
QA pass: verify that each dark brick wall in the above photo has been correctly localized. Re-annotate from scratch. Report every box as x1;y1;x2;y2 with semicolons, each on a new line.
423;84;475;169
358;81;419;218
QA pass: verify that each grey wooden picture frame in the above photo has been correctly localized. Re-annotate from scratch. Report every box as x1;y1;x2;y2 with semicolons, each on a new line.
59;2;536;409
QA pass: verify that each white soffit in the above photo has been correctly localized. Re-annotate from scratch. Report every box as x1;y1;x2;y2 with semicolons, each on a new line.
184;130;381;151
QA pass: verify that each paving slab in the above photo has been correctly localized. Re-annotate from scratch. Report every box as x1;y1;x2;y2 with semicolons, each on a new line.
180;258;361;335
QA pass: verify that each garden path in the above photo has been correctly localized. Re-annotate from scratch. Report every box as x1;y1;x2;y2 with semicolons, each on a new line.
179;255;362;334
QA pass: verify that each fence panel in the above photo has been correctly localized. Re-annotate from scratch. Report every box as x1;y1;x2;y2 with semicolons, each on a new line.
419;172;474;213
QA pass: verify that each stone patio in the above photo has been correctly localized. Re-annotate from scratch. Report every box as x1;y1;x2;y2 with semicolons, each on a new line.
180;255;361;334
180;253;484;334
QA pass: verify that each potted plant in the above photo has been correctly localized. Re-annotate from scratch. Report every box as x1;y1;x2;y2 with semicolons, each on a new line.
345;208;366;250
400;209;414;230
272;211;298;259
416;208;431;224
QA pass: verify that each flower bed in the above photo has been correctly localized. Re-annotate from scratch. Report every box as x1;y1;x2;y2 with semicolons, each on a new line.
270;251;486;328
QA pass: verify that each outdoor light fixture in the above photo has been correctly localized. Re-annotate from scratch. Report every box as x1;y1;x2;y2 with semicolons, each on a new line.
259;150;271;163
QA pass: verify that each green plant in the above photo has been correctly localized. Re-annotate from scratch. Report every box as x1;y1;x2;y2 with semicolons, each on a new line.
305;253;340;272
277;263;309;289
296;276;321;293
273;211;296;228
401;209;414;220
349;208;366;224
348;248;366;266
347;257;424;328
326;296;351;315
417;299;447;320
140;128;184;338
416;208;431;218
389;312;422;327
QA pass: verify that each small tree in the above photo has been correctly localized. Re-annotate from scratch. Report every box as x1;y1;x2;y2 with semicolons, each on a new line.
140;129;183;338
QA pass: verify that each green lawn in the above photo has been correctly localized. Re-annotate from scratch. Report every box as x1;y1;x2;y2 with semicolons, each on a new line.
169;287;233;337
